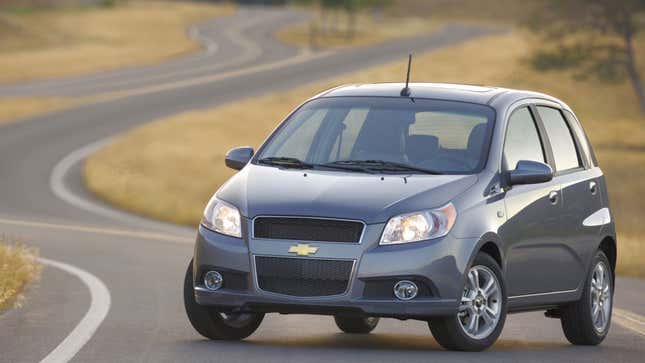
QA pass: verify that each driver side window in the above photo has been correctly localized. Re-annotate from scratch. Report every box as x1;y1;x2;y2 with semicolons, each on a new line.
504;107;545;170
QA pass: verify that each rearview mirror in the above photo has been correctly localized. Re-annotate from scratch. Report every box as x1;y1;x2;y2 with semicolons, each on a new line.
225;146;254;171
508;160;553;185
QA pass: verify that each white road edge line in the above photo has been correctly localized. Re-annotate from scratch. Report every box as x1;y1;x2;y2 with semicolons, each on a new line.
49;137;195;235
614;308;645;337
38;258;111;363
0;217;192;243
49;138;126;221
49;137;198;233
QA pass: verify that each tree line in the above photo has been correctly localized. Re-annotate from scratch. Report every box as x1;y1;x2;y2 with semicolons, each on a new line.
290;0;391;43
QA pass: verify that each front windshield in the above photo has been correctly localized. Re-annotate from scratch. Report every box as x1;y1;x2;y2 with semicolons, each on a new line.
257;97;495;174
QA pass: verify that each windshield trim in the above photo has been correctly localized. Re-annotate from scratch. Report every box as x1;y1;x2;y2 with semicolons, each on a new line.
251;96;497;175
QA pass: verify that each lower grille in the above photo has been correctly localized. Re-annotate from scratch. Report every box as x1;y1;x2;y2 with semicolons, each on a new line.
255;256;353;297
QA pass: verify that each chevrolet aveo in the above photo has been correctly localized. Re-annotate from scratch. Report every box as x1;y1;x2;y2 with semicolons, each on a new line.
183;83;616;351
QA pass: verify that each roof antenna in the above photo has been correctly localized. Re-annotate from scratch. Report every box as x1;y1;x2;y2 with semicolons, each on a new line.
400;53;412;97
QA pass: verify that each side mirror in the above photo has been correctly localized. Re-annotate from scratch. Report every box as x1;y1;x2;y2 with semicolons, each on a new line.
508;160;553;185
225;146;254;171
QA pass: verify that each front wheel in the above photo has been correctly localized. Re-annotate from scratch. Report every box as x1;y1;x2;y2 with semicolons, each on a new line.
429;253;507;351
560;251;613;345
183;260;264;340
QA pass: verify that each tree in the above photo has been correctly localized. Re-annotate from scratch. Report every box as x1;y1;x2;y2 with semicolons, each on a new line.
343;0;360;41
527;0;645;112
320;0;342;35
292;0;393;47
364;0;392;22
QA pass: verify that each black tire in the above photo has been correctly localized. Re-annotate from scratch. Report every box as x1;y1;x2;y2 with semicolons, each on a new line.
429;253;507;351
560;251;613;345
334;316;380;334
183;260;264;340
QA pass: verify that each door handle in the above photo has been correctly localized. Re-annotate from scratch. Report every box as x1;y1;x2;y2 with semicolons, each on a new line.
549;191;559;205
589;181;598;195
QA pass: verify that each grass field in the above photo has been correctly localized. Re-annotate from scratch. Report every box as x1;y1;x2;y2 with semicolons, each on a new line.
85;31;645;277
0;238;41;311
0;1;234;83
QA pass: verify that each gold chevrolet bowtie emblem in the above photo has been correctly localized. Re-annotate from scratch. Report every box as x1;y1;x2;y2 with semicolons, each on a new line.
288;244;319;256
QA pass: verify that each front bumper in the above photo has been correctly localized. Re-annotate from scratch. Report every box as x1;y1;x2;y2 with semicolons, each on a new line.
193;221;478;319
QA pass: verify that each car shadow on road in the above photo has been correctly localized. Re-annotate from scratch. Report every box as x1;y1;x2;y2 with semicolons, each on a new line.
179;333;568;353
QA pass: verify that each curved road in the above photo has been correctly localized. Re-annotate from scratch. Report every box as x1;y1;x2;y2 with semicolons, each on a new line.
0;6;644;363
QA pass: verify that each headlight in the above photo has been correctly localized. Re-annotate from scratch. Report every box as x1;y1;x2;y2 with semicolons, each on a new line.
380;203;457;245
201;197;242;238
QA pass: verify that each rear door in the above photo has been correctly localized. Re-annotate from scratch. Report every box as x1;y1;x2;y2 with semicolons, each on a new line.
535;106;604;284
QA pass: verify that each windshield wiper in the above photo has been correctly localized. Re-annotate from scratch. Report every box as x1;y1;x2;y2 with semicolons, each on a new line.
317;162;377;174
258;157;314;169
327;160;442;175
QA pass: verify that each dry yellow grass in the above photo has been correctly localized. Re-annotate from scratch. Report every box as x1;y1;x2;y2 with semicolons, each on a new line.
277;12;439;49
0;1;235;83
618;236;645;277
85;31;645;276
0;97;77;125
0;238;41;311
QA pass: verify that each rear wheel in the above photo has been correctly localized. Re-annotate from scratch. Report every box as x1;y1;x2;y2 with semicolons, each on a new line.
560;251;613;345
334;316;379;334
429;253;507;351
183;260;264;340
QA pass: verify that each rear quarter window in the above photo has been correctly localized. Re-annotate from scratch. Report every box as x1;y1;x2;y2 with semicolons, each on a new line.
563;110;597;167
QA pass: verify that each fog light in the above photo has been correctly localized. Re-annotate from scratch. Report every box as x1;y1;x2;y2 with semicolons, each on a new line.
204;271;223;291
393;280;418;300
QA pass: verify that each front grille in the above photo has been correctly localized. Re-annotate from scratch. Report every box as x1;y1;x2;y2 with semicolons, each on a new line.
253;217;363;243
255;256;353;297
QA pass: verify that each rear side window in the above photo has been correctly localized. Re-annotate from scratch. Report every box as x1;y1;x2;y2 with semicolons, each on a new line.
504;107;545;170
536;106;581;172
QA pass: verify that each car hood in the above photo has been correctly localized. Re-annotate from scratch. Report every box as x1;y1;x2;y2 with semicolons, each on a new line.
216;164;478;224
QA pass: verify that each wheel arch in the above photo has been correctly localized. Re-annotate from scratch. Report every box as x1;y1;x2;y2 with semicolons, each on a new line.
469;232;505;271
479;241;503;270
598;235;617;275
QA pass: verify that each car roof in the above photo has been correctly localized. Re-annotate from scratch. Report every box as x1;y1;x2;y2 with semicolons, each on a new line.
315;83;567;110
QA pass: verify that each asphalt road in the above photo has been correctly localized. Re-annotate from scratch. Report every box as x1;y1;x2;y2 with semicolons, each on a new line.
0;6;644;363
0;7;306;97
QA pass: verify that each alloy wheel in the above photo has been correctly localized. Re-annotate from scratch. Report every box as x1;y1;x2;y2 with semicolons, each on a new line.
590;261;612;333
457;265;502;340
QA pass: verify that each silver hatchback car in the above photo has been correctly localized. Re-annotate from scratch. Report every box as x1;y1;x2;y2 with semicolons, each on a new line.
184;83;616;351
